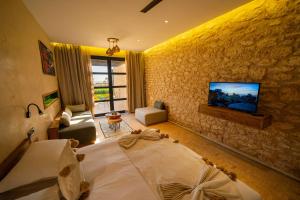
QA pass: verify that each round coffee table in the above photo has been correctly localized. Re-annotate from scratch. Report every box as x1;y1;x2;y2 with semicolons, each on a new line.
107;118;122;132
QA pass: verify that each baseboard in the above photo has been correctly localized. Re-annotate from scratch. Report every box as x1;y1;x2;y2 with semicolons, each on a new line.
168;120;300;182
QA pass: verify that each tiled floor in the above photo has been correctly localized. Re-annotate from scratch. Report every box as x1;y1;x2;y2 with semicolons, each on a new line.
94;114;300;200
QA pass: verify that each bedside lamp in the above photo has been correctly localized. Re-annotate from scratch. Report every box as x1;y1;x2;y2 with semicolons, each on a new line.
26;103;43;118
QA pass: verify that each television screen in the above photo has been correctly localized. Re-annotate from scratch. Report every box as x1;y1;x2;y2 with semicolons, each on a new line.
208;82;260;113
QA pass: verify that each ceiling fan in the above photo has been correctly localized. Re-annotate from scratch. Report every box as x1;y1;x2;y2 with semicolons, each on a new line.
140;0;163;13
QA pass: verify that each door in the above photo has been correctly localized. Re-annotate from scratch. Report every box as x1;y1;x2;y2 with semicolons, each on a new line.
91;56;127;116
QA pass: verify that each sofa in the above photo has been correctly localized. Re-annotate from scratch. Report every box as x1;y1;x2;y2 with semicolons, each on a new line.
47;104;96;145
135;101;168;126
59;110;96;144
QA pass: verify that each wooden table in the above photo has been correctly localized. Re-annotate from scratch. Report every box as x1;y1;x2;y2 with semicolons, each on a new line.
107;118;122;132
105;112;121;119
105;113;122;132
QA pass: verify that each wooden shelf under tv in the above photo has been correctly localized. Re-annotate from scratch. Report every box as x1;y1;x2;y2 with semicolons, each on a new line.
198;104;272;129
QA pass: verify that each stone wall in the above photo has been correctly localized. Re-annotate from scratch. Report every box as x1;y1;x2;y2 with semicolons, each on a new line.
144;0;300;179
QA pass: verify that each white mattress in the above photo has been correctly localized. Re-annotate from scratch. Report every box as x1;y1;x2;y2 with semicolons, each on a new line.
78;139;158;200
78;138;261;200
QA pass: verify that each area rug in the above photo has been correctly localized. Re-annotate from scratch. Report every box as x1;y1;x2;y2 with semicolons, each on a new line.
99;117;133;138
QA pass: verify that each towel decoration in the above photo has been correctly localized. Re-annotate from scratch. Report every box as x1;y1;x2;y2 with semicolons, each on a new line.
118;129;161;149
160;133;169;139
202;158;237;181
80;181;90;193
76;154;85;162
79;190;90;200
131;129;142;134
59;163;90;200
69;138;79;148
159;164;242;200
59;164;74;177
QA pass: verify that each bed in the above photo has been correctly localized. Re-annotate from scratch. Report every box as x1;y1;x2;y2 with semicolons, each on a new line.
0;131;261;200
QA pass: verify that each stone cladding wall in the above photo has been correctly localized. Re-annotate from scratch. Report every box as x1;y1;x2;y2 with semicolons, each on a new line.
144;0;300;179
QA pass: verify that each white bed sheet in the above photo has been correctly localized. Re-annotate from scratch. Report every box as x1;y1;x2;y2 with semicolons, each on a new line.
78;139;158;200
16;185;60;200
78;138;261;200
124;138;261;200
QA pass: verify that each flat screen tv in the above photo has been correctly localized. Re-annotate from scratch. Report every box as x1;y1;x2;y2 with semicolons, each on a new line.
208;82;260;113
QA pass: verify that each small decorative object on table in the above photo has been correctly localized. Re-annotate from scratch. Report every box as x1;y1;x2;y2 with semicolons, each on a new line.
111;110;118;115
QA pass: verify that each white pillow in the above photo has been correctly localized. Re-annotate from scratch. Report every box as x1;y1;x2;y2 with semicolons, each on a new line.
60;112;71;127
65;107;72;117
0;139;69;193
58;142;83;200
66;104;86;112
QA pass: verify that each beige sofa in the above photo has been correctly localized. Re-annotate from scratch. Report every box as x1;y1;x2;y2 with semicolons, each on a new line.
58;110;96;145
48;105;96;145
135;101;168;125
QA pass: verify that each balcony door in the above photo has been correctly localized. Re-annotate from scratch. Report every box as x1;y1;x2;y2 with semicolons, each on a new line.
91;56;127;116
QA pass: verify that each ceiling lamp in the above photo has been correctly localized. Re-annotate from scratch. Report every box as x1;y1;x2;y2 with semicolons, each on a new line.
106;38;120;56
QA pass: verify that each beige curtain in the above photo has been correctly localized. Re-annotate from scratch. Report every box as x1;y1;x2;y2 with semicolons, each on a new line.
54;44;94;112
126;51;146;112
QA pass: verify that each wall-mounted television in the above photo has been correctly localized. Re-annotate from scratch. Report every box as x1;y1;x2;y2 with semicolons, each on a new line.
208;82;260;113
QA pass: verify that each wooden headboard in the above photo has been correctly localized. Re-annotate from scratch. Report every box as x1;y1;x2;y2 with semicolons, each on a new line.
0;138;31;180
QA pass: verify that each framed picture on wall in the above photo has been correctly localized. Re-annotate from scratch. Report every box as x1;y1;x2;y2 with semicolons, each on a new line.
42;90;59;109
38;40;55;75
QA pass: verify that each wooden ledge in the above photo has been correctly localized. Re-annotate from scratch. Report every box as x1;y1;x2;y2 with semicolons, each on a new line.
0;139;31;180
198;104;272;129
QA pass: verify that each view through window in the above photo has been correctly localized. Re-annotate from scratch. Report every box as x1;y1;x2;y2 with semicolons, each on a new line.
91;56;127;116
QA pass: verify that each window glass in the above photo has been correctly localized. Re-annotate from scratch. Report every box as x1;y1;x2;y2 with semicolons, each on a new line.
114;100;128;112
92;57;127;115
112;74;126;86
92;59;108;73
94;88;110;101
93;74;109;87
94;102;110;114
111;60;126;73
113;87;127;99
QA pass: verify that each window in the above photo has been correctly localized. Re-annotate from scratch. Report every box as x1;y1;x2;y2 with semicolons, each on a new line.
91;56;127;116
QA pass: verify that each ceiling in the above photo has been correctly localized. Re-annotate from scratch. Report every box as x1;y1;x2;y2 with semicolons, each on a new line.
23;0;249;51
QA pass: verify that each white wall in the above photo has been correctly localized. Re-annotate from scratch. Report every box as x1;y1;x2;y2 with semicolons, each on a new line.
0;0;60;162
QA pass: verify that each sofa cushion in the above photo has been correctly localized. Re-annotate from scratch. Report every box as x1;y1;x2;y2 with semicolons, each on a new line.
135;107;167;126
60;112;71;127
65;107;73;117
66;104;86;112
71;110;93;117
59;124;96;144
70;111;95;126
59;111;96;144
154;101;165;109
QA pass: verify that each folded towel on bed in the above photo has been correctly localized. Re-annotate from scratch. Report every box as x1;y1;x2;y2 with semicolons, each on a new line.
118;129;161;149
159;164;242;200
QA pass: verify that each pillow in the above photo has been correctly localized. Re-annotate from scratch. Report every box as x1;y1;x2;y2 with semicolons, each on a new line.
58;143;89;200
64;107;72;117
154;101;165;109
0;140;69;193
66;104;86;112
60;112;71;127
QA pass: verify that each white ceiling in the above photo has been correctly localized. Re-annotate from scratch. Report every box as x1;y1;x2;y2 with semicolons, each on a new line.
23;0;249;51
